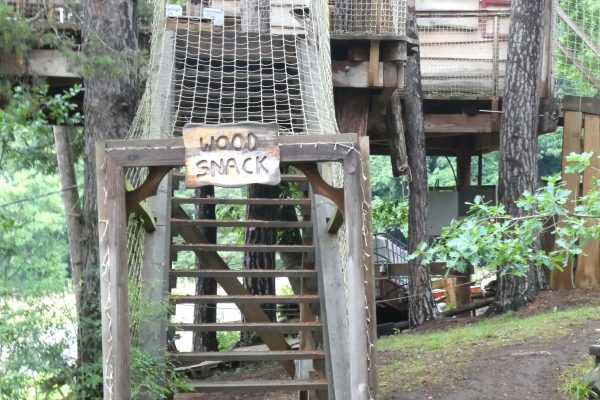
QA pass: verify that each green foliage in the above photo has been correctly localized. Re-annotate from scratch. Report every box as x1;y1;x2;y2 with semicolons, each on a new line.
0;4;38;56
415;154;600;276
560;356;599;400
0;293;76;399
131;348;192;399
0;84;83;174
0;171;70;293
372;196;408;235
217;331;241;352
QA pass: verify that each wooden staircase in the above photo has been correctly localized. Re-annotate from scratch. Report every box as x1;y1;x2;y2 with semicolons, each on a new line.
168;172;329;396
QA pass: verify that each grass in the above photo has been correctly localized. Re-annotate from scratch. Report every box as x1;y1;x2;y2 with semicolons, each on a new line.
560;355;598;400
378;304;600;393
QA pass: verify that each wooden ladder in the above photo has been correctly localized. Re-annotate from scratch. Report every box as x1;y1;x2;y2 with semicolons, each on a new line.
168;172;329;397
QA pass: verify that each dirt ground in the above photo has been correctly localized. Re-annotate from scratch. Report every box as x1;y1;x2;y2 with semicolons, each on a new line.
178;289;600;400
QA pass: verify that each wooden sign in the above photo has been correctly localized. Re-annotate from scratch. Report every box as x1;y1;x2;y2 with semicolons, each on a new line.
183;123;281;188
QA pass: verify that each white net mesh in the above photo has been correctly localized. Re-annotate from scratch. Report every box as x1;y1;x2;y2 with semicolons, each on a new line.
129;0;339;140
554;0;600;98
417;10;510;98
332;0;407;36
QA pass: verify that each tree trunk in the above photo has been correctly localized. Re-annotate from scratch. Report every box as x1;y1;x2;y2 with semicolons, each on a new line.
79;0;141;395
404;0;439;326
495;0;549;312
53;125;84;310
241;183;279;345
385;91;409;177
193;186;218;352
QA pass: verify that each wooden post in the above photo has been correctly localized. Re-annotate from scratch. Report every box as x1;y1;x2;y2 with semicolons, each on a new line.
550;111;582;290
358;136;377;398
575;114;600;288
456;152;472;188
96;143;131;399
343;151;369;400
386;91;409;177
312;186;351;400
335;88;370;136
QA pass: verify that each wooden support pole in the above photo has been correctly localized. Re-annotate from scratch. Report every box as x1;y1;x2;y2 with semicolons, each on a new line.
386;91;409;177
550;111;583;290
343;151;370;400
456;152;472;188
358;136;377;398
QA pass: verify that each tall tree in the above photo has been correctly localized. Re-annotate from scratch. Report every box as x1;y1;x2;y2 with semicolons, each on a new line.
241;184;279;345
78;0;142;396
193;186;218;352
404;0;439;325
496;0;549;312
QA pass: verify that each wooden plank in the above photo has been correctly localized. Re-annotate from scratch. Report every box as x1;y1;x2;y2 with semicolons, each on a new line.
185;379;328;393
182;123;281;187
95;144;131;399
550;111;583;290
171;204;295;376
311;188;351;400
388;262;448;276
172;197;311;206
332;61;384;87
575;114;600;289
562;96;600;116
105;135;359;167
424;113;496;134
172;243;314;252
343;151;370;400
170;350;325;363
170;295;320;304
358;136;378;398
170;322;322;332
368;41;380;87
171;219;312;228
169;269;318;278
386;91;409;176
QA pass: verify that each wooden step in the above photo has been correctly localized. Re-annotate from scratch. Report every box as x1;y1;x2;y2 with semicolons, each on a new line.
171;219;312;229
170;322;322;332
184;379;328;393
172;243;314;253
169;295;320;304
172;197;311;206
170;350;325;363
169;269;317;278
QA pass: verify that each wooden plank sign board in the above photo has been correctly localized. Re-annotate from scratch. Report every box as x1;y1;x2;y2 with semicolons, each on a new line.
183;123;281;188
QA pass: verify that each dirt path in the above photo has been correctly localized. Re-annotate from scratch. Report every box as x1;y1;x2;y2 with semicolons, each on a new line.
384;325;596;400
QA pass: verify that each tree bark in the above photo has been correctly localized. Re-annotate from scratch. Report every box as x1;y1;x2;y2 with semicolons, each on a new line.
53;125;84;310
385;91;409;177
404;0;439;326
495;0;549;313
193;186;218;352
79;0;141;395
241;183;279;345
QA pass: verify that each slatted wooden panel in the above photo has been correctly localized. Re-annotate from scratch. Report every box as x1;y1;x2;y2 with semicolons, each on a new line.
575;114;600;288
550;111;582;290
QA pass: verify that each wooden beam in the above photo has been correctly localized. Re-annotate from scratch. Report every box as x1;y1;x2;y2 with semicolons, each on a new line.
104;135;359;167
368;41;380;87
332;61;400;88
424;114;496;134
562;96;600;116
326;207;344;233
358;136;378;398
343;151;370;400
96;144;131;399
